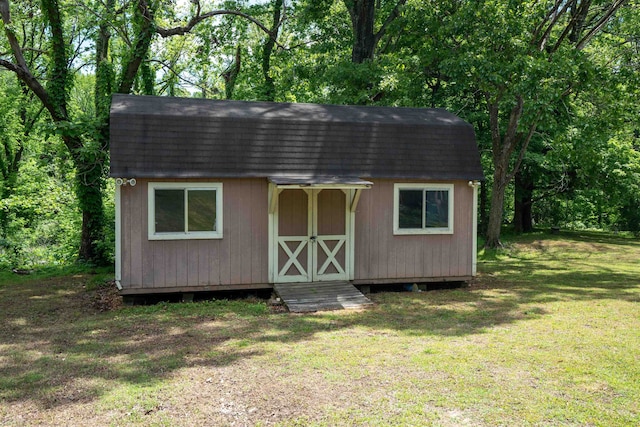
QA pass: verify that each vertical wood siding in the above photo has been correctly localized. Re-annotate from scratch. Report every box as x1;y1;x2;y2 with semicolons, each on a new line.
119;178;474;292
354;180;474;281
119;178;268;291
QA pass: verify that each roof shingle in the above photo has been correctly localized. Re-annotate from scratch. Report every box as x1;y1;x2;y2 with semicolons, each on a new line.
109;94;484;181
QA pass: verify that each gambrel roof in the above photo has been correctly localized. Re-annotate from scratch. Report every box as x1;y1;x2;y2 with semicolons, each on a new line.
109;94;484;181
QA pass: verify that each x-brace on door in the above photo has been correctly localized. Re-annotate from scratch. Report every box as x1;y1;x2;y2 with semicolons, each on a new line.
273;189;349;283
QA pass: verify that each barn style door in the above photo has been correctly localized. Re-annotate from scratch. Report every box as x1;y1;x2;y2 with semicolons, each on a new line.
312;189;348;281
275;189;312;283
274;189;349;283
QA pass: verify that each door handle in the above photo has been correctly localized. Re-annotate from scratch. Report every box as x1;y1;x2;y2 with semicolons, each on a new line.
310;236;317;242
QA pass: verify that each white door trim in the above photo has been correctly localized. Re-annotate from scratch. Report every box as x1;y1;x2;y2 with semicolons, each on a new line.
270;188;352;284
311;189;350;282
272;188;312;283
276;237;311;282
314;237;347;278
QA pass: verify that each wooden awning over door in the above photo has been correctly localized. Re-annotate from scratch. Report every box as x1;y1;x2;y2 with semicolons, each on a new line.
268;176;372;189
268;176;371;214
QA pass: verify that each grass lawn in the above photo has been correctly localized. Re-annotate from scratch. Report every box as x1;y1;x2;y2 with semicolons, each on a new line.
1;231;639;426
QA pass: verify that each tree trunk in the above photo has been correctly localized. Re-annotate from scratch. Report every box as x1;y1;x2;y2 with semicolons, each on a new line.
479;179;488;236
69;139;107;263
513;169;534;233
484;94;538;248
43;0;106;263
78;196;104;263
260;0;283;101
485;165;508;248
345;0;406;63
222;46;241;100
118;0;155;94
346;0;376;63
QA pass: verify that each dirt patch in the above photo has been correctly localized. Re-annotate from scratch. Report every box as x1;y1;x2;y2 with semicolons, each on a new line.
514;239;612;255
88;280;122;312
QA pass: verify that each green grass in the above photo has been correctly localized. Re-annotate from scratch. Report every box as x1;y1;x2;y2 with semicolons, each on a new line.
0;230;639;426
0;264;114;288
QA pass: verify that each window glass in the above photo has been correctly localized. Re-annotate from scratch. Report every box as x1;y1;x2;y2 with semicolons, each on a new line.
188;190;217;232
425;190;449;228
149;183;222;240
155;189;184;232
394;184;453;235
398;189;423;229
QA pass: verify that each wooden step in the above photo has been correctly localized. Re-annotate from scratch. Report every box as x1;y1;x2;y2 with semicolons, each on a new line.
273;281;373;313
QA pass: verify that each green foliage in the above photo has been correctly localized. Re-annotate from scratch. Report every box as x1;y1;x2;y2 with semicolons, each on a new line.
118;0;157;94
40;0;72;119
0;76;24;198
0;151;80;268
95;61;115;119
1;0;639;271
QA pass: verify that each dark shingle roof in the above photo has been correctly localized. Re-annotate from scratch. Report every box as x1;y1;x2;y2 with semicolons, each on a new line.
109;94;484;181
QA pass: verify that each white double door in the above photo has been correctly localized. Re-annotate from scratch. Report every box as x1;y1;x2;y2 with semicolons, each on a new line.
275;189;349;283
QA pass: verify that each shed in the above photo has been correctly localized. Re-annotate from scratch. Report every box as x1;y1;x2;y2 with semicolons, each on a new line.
110;94;484;295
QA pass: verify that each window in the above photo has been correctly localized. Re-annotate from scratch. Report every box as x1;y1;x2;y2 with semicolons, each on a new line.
148;183;223;240
393;183;454;235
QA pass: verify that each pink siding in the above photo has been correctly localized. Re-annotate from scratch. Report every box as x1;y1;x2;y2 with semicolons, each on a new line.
119;178;269;292
119;178;474;293
354;180;474;282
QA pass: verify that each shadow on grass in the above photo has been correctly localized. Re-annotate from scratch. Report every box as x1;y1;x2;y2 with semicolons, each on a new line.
0;233;638;410
0;276;264;408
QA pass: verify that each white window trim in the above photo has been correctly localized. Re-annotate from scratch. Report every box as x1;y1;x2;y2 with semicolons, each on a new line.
393;183;454;235
148;182;223;240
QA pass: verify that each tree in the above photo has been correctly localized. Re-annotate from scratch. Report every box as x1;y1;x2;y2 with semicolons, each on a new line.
1;0;281;263
0;75;25;238
0;0;163;262
343;0;406;63
509;1;640;233
259;0;284;101
424;0;630;247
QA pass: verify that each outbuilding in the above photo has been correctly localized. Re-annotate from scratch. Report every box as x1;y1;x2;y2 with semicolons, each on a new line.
110;94;484;296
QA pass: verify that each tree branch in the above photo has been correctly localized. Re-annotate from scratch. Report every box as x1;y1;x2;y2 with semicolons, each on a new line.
148;58;204;93
117;0;154;94
0;0;34;75
576;0;627;50
506;113;542;185
115;0;132;15
485;92;502;157
0;59;51;121
549;0;627;53
156;9;285;48
374;0;406;46
503;96;524;159
532;0;564;43
535;0;571;51
548;2;585;53
68;1;132;47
